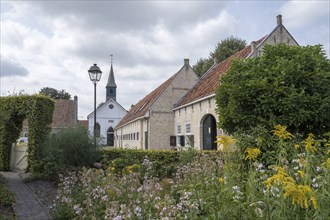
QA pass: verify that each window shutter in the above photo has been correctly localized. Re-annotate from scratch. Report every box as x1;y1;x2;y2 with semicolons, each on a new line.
170;136;176;146
180;135;185;146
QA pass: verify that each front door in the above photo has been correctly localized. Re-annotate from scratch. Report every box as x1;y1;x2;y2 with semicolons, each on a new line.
107;127;114;146
202;114;217;150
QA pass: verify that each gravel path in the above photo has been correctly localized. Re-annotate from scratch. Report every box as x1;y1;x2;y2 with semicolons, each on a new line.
1;171;58;220
25;179;58;215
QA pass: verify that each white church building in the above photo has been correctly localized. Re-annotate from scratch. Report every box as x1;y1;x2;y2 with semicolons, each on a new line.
87;58;127;146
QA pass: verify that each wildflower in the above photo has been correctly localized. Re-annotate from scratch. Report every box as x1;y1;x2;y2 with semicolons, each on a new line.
324;139;330;147
297;170;304;178
284;184;316;209
245;148;262;161
302;133;317;153
326;158;330;169
218;177;224;184
294;144;300;150
215;135;237;152
263;167;295;190
272;124;294;140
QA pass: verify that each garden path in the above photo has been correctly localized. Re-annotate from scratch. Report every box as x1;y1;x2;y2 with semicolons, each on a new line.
0;171;52;220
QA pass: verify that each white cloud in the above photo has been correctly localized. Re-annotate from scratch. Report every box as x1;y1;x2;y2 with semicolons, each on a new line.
1;1;328;119
280;1;329;29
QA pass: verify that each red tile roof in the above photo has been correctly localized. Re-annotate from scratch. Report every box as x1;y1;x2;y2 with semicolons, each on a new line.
175;36;266;108
116;75;176;128
52;99;77;127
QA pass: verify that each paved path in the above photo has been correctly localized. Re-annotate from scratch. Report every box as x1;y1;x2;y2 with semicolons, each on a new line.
0;171;52;220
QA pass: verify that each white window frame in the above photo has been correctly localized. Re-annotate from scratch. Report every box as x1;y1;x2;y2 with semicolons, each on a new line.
185;122;191;134
176;124;181;134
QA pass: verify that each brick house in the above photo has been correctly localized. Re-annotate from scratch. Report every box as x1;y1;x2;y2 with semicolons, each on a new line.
173;15;299;150
114;59;199;149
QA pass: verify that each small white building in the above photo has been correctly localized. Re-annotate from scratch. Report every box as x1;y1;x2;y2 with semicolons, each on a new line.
88;59;127;146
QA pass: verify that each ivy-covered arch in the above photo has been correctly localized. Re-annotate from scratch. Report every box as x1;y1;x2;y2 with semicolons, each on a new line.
0;95;54;171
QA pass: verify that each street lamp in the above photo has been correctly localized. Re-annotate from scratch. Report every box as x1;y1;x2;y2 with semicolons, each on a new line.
88;64;102;147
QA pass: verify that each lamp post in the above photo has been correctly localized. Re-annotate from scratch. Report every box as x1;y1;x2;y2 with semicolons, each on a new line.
88;64;102;147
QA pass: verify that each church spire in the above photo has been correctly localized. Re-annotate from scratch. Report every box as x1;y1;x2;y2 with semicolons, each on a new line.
106;54;117;101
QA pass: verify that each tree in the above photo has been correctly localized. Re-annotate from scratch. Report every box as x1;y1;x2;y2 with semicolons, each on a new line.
216;44;330;136
193;36;246;77
39;87;71;100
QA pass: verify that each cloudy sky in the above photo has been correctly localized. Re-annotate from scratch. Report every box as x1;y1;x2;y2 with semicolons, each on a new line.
1;1;329;119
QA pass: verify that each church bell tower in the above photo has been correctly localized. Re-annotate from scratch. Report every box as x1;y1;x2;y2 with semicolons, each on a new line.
106;54;117;101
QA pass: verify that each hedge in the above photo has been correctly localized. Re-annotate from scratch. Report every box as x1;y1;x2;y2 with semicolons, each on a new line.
0;95;54;171
101;148;223;179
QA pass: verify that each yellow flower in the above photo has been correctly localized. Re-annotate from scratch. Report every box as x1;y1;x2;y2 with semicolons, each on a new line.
263;166;295;189
107;166;116;173
326;158;330;170
218;177;224;184
264;167;316;209
325;139;330;147
272;124;294;140
302;133;317;153
215;135;237;152
294;144;300;150
310;196;317;209
297;170;304;178
245;148;262;161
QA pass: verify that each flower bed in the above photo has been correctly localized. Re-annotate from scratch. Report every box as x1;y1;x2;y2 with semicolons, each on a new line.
53;126;330;219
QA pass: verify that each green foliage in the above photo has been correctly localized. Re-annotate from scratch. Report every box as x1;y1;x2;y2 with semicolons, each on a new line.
0;95;54;171
102;148;180;179
38;126;101;180
0;174;15;206
193;36;246;77
216;44;330;136
39;87;71;100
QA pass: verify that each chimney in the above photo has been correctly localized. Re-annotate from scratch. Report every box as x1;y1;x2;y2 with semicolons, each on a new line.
251;41;256;55
184;58;189;70
277;14;282;26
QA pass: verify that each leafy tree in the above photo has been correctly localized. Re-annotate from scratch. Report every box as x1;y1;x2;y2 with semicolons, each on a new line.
216;44;330;136
39;87;71;100
193;36;246;77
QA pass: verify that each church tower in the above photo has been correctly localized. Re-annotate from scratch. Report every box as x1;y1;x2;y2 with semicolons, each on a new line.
106;54;117;101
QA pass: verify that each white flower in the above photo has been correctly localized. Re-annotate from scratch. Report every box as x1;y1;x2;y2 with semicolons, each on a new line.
312;183;319;189
113;215;122;220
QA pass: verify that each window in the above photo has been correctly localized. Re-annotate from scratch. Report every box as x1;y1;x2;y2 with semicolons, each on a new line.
137;132;139;140
177;125;181;134
185;123;191;134
109;104;114;109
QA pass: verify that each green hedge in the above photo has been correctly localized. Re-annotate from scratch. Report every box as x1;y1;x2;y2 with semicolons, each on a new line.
101;148;223;179
0;95;54;171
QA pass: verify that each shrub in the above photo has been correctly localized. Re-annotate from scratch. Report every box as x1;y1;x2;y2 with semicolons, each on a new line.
0;174;15;206
36;126;101;180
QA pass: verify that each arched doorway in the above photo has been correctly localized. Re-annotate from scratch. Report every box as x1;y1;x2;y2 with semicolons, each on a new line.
202;114;217;150
107;127;114;146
